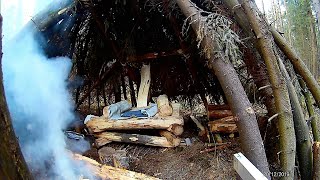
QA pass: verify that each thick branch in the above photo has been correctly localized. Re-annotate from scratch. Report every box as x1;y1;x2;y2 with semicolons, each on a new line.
278;58;312;179
271;27;320;108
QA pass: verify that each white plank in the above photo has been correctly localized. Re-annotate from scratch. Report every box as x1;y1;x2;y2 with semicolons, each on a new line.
137;64;151;107
233;152;268;180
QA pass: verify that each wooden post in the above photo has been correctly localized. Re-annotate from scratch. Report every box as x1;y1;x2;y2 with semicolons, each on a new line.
137;64;151;107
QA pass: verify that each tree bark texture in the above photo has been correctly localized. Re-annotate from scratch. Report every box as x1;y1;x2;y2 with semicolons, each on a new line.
0;15;33;180
240;1;296;178
278;58;312;180
299;79;320;141
176;0;270;177
222;0;277;118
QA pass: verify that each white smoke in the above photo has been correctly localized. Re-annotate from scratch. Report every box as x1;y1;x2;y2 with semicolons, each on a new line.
2;0;92;179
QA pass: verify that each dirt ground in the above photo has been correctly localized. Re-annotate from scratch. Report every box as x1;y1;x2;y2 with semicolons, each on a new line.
84;137;240;180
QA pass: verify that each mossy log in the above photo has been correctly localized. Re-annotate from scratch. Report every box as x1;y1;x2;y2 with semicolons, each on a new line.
278;58;312;179
95;132;180;148
176;0;270;177
299;79;320;141
208;116;238;133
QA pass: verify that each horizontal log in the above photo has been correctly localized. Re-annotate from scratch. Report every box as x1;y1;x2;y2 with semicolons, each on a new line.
71;153;160;180
126;49;184;62
207;104;231;111
95;132;179;148
167;124;184;136
207;109;233;120
86;116;184;134
208;116;238;133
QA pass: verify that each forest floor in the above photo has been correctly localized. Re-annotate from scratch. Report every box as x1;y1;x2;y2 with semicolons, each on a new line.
84;138;240;180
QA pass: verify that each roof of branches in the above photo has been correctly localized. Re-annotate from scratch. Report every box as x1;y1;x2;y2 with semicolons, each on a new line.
34;0;252;104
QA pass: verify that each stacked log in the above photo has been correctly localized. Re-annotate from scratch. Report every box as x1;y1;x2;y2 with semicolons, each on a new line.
208;116;238;134
86;116;183;135
207;104;238;134
207;104;232;120
86;102;183;148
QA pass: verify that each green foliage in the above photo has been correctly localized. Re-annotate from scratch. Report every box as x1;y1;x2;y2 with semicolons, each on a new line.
283;0;317;76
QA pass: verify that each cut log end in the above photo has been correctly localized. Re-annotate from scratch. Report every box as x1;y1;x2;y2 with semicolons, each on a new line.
208;116;238;133
168;124;184;136
159;130;181;147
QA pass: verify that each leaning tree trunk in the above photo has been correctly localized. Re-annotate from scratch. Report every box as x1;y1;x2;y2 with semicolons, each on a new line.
240;1;296;179
271;27;320;108
278;58;312;180
0;15;33;180
176;0;270;178
299;79;320;141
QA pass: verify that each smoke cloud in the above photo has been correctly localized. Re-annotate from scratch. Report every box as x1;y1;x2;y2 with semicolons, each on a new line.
2;0;92;179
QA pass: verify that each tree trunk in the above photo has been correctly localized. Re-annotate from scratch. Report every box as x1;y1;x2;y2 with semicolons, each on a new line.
271;27;320;108
95;132;180;148
223;1;277;118
0;15;33;180
176;0;270;177
299;79;320;141
308;5;319;79
278;58;312;180
240;1;296;178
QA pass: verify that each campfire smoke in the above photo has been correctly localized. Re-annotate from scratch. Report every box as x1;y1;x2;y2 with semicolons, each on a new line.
2;0;92;179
